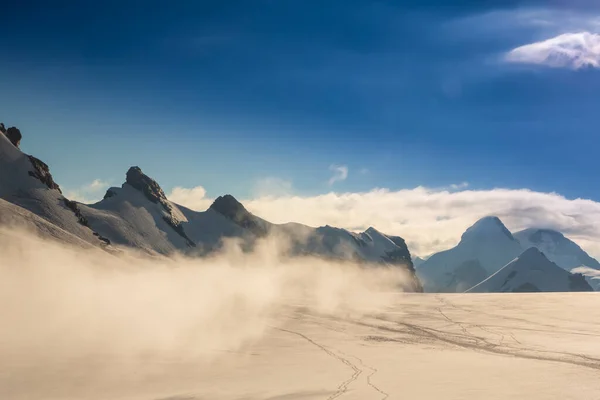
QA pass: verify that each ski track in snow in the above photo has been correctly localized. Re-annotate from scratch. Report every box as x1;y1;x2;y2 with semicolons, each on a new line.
273;327;389;400
2;294;600;400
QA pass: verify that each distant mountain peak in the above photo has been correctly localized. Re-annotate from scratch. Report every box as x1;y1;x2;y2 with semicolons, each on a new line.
519;228;565;243
122;166;194;247
517;246;546;262
210;194;268;236
210;194;246;216
365;226;381;235
125;166;169;206
514;227;600;271
461;216;515;242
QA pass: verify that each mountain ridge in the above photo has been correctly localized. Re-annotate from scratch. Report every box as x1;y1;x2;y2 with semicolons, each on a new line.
0;124;422;292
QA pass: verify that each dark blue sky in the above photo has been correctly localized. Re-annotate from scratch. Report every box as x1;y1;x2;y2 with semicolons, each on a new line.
1;0;599;200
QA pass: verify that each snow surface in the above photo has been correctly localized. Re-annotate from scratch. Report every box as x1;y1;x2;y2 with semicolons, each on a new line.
0;133;104;246
0;199;95;249
467;247;592;293
2;293;599;400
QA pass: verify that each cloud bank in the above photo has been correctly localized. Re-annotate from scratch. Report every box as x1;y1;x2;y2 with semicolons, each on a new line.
168;185;600;259
168;185;212;211
64;179;110;203
506;32;600;69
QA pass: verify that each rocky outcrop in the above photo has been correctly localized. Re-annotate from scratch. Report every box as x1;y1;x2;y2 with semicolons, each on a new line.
5;127;22;148
27;155;62;192
126;166;170;211
210;195;268;237
382;234;423;292
1;123;22;148
63;198;89;226
62;198;111;246
124;166;195;247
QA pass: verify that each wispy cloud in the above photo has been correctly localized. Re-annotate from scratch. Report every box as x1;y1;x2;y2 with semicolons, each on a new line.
64;179;110;203
506;32;600;69
328;165;348;186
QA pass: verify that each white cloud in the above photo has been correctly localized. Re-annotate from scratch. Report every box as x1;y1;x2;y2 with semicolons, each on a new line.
64;179;110;204
328;164;348;186
165;183;600;260
242;187;600;260
506;32;600;69
168;186;212;211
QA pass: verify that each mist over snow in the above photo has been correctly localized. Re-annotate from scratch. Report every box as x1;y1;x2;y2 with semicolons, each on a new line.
0;226;410;370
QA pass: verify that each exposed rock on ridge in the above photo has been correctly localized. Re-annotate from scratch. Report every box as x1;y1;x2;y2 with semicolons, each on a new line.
210;194;268;237
124;166;195;247
27;155;62;192
5;127;22;148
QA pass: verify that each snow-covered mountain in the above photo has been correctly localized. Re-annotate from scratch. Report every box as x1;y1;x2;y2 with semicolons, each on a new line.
416;216;523;293
77;167;246;255
0;126;110;248
467;247;593;293
413;256;426;268
512;229;600;291
514;228;600;271
0;125;421;291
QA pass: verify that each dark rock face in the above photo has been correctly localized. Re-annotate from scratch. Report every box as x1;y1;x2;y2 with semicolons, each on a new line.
63;198;89;226
569;273;594;292
382;234;423;292
27;155;62;192
210;195;268;236
5;127;22;148
126;166;170;210
103;189;117;199
0;123;6;134
512;283;541;293
125;166;195;247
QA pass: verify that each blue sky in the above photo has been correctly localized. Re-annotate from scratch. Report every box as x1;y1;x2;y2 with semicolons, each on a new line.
2;0;600;202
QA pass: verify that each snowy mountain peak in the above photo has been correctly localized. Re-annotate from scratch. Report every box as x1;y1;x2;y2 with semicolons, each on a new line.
210;194;246;215
210;195;268;236
364;226;384;239
467;246;593;293
519;228;565;243
461;216;515;242
516;246;546;264
125;166;169;208
514;228;600;272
